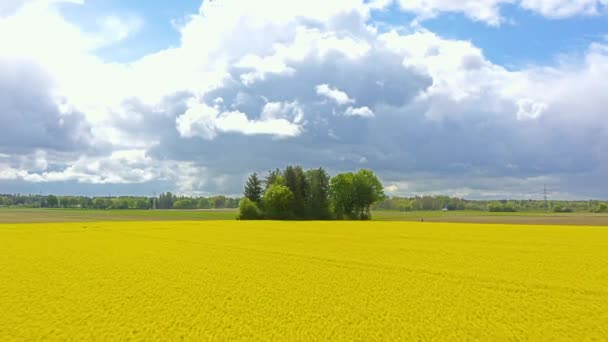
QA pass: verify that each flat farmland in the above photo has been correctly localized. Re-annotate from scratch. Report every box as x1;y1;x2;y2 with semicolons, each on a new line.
1;220;607;340
374;210;608;226
3;208;608;226
0;209;237;223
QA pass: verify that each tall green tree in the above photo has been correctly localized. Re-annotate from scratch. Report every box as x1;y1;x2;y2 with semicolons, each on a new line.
158;192;174;209
330;170;385;220
330;172;356;219
283;166;309;218
352;169;385;219
244;173;264;204
306;168;331;219
264;168;283;190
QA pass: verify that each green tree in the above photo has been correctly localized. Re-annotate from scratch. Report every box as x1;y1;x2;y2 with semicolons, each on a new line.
59;197;67;208
488;202;503;212
305;168;331;219
135;198;150;209
330;172;356;219
173;199;194;209
92;198;108;209
553;205;572;213
79;197;93;208
283;166;309;218
330;170;385;220
264;169;284;190
130;198;137;209
66;197;80;208
211;195;227;209
351;169;385;219
158;192;174;209
502;202;517;212
594;203;608;213
46;195;58;208
263;184;295;220
238;198;262;220
110;198;129;209
244;173;264;204
197;197;211;209
420;196;435;210
226;198;240;208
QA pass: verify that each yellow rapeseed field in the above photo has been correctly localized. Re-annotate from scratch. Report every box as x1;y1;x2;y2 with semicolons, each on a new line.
1;221;607;341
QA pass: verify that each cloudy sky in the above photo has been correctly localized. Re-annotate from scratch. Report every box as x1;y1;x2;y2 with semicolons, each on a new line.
1;0;607;199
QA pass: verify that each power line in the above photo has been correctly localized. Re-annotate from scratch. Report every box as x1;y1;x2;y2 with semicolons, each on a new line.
541;185;560;211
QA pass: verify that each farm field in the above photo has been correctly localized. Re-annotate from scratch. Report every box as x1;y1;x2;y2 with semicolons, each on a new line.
3;208;608;225
374;210;608;226
1;220;607;340
0;208;237;223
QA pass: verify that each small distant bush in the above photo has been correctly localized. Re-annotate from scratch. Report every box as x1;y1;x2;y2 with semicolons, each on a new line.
553;205;573;213
488;202;517;212
238;198;263;220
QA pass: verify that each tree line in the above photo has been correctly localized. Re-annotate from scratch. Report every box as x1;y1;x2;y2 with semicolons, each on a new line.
2;191;607;214
374;196;608;213
239;166;385;220
0;193;239;210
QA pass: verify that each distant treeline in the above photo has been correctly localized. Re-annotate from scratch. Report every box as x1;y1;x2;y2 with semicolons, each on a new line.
239;166;385;220
374;196;608;213
2;193;607;214
0;193;239;210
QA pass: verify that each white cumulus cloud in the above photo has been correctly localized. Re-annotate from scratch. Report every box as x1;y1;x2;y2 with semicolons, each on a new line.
316;84;355;105
176;102;302;140
345;106;375;117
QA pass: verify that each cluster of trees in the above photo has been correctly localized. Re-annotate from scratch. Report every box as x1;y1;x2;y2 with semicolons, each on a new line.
0;193;239;210
155;193;238;209
375;196;467;211
374;196;608;213
239;167;385;220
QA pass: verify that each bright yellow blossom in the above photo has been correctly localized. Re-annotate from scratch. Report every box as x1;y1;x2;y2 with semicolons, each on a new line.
1;221;607;340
